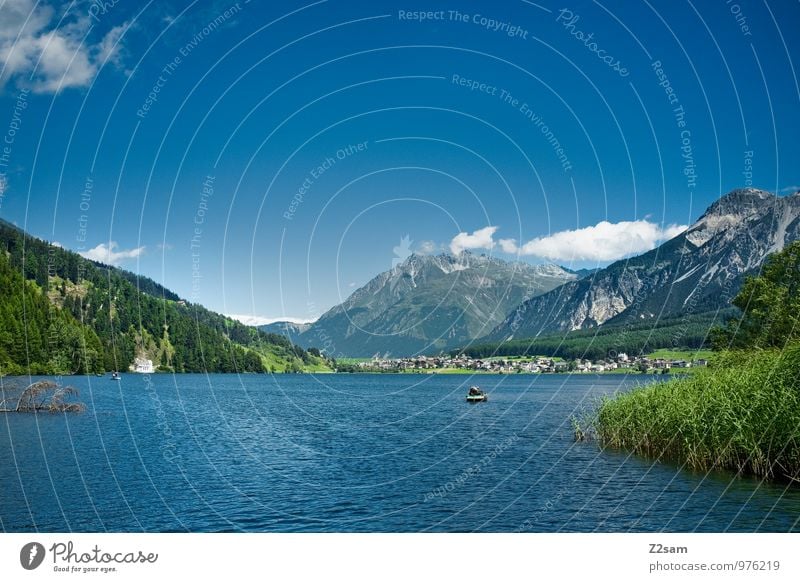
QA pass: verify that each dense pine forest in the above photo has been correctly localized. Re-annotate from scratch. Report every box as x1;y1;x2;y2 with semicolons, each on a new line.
0;219;329;375
453;310;733;361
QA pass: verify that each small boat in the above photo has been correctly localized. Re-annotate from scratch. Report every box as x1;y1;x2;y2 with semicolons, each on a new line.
466;385;487;403
111;372;121;381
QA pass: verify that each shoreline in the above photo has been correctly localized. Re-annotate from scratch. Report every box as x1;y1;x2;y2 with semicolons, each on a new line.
0;370;686;379
584;346;800;484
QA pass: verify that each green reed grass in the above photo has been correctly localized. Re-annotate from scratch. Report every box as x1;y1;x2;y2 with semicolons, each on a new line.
587;344;800;482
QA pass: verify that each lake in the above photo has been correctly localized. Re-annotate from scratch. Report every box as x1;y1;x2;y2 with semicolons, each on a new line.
1;373;798;532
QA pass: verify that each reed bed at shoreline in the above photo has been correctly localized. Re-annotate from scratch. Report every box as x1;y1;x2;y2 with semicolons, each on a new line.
585;345;800;482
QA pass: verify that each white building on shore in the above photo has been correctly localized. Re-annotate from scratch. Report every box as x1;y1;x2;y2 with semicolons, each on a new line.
133;357;154;374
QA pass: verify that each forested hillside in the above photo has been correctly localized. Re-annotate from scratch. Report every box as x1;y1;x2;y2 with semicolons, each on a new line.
0;249;104;375
455;310;732;361
0;219;328;375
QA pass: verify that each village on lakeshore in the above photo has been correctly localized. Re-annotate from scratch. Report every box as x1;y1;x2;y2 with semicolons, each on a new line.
347;352;710;374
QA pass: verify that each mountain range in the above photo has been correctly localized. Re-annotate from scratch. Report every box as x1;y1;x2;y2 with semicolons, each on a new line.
266;188;800;357
490;188;800;340
4;187;794;373
259;321;312;344
267;253;581;357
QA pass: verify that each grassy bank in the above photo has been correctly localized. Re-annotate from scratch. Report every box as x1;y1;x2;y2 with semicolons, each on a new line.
646;348;714;361
585;345;800;482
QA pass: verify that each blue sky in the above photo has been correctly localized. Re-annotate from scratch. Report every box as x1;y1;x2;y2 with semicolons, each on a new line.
0;0;798;324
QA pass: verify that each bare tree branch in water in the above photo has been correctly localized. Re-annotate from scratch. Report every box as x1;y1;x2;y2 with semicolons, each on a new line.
0;381;85;413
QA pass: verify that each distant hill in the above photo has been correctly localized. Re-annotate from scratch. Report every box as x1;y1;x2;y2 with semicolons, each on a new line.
0;221;328;375
289;252;579;357
258;321;312;344
488;188;800;340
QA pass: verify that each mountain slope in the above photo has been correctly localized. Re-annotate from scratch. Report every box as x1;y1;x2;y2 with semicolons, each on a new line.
0;249;105;375
0;220;327;374
457;309;734;361
259;321;312;344
489;188;800;340
293;252;578;357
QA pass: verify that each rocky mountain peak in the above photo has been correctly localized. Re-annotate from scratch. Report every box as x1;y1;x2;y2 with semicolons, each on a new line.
700;188;774;218
489;187;800;340
290;250;578;356
686;188;783;248
394;251;576;279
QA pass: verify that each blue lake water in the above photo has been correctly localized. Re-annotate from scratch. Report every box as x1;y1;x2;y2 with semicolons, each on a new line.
1;373;798;532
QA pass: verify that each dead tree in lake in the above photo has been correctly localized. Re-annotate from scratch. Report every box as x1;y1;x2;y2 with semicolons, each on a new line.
0;380;85;413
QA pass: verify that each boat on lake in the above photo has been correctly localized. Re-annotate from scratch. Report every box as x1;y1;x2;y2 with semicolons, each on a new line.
466;386;487;403
111;372;121;381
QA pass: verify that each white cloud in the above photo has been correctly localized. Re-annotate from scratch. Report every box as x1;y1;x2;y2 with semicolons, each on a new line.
499;220;688;262
226;314;317;327
415;240;438;255
498;238;518;253
449;226;498;255
661;223;688;240
0;0;128;93
79;241;145;266
96;22;126;67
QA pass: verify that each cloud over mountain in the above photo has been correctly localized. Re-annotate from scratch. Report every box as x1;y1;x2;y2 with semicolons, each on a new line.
79;241;144;266
448;221;686;262
499;220;687;262
449;226;498;254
